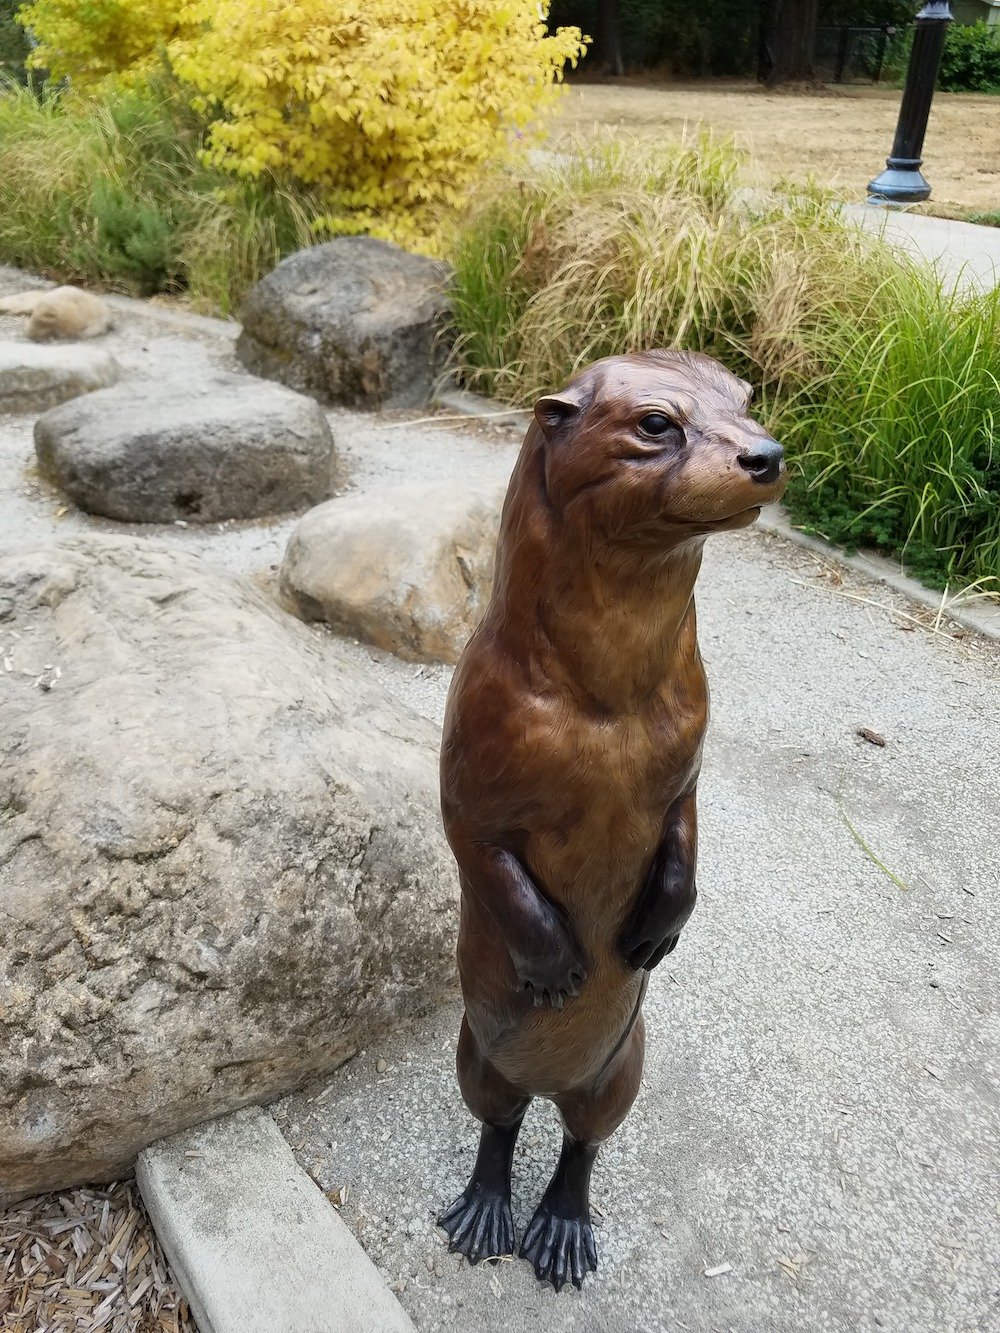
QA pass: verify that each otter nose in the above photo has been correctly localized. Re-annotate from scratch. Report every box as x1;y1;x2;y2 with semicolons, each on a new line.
737;437;784;486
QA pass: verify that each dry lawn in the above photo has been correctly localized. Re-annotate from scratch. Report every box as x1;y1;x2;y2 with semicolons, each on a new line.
552;80;1000;215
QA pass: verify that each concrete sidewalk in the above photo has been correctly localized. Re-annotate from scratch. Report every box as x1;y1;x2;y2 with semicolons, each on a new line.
271;523;1000;1333
846;205;1000;291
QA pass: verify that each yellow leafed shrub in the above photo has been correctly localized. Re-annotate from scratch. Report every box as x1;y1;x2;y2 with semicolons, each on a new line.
169;0;586;252
17;0;585;251
18;0;194;87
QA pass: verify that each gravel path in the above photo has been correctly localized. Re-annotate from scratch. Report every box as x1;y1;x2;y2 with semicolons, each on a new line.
273;530;999;1333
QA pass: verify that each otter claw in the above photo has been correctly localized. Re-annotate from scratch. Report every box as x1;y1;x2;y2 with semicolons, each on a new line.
523;979;574;1010
623;932;679;972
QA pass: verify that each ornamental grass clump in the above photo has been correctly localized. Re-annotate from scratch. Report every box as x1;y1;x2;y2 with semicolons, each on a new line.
449;136;1000;593
0;80;320;311
768;271;1000;591
448;135;847;402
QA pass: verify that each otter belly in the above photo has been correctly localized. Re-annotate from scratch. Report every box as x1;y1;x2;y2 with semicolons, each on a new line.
462;822;658;1097
487;954;646;1097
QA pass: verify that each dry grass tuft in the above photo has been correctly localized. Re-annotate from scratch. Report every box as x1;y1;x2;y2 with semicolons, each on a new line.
449;133;1000;593
0;1180;196;1332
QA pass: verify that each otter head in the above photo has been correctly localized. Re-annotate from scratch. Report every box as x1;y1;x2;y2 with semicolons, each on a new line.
533;349;786;548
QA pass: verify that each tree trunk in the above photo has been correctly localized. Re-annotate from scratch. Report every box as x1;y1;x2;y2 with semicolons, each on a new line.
759;0;819;86
597;0;625;76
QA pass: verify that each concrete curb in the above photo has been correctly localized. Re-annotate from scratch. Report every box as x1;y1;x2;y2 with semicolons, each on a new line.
757;507;1000;642
137;1106;416;1333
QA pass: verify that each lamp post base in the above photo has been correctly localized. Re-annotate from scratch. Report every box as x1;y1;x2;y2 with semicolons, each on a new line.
867;159;931;205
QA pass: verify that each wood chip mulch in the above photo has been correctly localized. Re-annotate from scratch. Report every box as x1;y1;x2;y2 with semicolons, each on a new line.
0;1180;197;1332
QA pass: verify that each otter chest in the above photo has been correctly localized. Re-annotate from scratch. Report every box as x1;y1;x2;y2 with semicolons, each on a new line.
514;680;706;916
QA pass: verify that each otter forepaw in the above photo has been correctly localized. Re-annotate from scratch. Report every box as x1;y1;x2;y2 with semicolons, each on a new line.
620;930;680;972
519;1204;598;1291
438;1187;515;1265
520;968;585;1010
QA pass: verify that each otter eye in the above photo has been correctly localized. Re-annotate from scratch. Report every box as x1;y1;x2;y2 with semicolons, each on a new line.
638;413;677;437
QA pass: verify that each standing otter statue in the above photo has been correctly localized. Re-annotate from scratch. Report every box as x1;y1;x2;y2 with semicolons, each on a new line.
438;349;786;1291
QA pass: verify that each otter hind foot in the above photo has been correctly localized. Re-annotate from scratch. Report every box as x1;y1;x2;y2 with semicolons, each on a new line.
438;1187;515;1264
519;1204;598;1291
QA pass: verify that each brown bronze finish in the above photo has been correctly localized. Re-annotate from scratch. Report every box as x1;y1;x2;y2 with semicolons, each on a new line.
438;350;786;1290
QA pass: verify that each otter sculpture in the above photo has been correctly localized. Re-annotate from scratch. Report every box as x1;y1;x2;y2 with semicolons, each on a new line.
438;349;786;1290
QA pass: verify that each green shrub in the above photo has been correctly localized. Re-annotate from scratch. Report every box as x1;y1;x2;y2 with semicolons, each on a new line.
84;183;176;294
0;80;320;312
449;137;1000;594
939;20;1000;93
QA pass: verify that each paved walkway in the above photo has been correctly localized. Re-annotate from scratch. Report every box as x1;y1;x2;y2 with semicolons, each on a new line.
272;424;1000;1333
846;205;1000;291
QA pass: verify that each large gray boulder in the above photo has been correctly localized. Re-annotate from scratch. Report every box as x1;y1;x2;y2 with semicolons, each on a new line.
0;343;120;413
236;238;451;409
0;537;457;1205
34;373;337;523
280;481;505;664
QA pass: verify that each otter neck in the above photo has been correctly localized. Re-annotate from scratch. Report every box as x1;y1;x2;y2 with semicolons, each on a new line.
492;447;705;713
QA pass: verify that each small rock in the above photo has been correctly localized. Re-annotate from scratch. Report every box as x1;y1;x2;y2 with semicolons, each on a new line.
0;344;120;413
0;286;115;341
376;1058;388;1073
280;481;506;664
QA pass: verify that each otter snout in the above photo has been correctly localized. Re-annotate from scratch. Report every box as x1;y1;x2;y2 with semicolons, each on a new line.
736;437;784;486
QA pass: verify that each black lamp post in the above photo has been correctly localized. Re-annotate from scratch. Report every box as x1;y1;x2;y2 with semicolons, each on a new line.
867;1;954;205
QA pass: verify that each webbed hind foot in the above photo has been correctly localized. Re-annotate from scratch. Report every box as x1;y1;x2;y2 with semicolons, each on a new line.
438;1187;515;1264
438;1117;523;1265
520;1203;598;1290
520;1133;600;1290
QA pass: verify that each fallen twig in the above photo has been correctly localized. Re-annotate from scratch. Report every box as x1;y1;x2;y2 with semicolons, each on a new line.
788;579;967;640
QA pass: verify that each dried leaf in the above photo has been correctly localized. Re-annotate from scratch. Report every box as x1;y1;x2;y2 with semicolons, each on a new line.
856;727;887;747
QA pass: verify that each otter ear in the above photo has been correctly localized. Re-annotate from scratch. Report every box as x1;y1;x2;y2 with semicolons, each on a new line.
534;393;581;440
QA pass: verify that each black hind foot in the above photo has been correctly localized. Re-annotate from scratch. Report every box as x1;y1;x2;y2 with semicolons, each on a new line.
438;1186;515;1263
520;1133;600;1290
438;1119;522;1264
520;1135;600;1290
520;1202;597;1290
